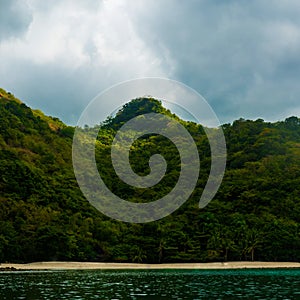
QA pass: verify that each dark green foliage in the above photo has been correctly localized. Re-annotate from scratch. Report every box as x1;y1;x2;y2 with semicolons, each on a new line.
0;90;299;263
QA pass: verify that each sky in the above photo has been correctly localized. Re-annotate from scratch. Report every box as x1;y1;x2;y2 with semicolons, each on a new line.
1;0;300;125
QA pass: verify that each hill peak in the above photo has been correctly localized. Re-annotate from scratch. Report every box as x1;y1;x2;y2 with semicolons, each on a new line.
0;88;22;105
0;87;66;132
101;97;177;130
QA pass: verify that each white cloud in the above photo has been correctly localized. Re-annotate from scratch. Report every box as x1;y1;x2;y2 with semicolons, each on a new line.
0;0;170;123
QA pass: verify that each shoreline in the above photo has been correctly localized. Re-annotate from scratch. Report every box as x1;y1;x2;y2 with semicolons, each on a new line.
1;261;300;271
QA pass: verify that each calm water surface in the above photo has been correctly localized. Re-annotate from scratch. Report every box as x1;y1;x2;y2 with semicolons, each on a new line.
0;269;299;299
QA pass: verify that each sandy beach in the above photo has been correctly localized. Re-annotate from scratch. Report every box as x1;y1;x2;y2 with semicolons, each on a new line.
1;261;300;270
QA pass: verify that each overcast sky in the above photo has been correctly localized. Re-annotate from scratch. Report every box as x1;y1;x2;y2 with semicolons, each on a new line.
1;0;300;125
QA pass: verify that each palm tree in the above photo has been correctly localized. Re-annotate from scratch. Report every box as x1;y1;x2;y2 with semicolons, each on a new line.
132;246;146;263
207;230;222;260
221;237;236;262
243;228;264;261
158;239;166;263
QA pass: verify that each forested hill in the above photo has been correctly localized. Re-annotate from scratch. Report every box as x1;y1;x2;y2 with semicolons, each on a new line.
0;88;299;263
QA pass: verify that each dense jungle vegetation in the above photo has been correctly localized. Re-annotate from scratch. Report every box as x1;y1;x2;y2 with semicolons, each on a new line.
0;88;299;263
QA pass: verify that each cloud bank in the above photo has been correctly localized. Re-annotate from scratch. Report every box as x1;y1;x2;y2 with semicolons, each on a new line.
0;0;300;124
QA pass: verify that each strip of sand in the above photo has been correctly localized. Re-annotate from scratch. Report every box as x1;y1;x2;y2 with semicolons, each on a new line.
1;261;300;270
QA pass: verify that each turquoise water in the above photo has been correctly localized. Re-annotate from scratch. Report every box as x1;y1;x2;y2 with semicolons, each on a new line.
0;269;299;299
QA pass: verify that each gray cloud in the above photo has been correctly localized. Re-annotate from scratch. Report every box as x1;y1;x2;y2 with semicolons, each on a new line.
126;0;300;123
0;0;168;124
0;0;300;124
0;0;32;41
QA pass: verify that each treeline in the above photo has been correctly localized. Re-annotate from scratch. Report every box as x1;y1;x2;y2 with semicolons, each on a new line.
0;90;299;263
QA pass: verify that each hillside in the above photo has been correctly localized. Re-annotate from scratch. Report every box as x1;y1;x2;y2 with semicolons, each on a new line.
0;89;299;263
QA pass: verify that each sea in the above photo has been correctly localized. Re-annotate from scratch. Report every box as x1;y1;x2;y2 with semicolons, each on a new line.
0;269;299;299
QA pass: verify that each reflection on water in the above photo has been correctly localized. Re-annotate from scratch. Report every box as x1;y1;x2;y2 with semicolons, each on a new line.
0;269;300;299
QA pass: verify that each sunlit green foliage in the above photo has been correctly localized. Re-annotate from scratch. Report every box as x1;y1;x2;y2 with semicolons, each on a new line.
0;90;299;263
